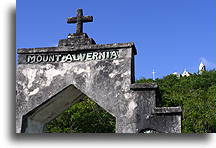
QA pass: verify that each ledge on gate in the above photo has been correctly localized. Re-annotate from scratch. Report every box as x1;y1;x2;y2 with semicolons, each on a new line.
130;83;158;90
153;107;182;115
17;42;137;55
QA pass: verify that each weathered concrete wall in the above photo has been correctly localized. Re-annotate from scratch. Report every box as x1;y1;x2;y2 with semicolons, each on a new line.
130;84;181;133
16;42;139;133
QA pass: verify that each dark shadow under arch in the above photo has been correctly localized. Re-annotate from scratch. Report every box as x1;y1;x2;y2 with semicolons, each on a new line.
139;128;162;133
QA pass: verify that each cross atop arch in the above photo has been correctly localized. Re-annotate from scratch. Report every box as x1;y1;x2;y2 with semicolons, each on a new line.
67;9;93;34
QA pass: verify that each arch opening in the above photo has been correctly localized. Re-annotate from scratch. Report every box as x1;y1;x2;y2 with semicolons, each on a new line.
21;84;116;133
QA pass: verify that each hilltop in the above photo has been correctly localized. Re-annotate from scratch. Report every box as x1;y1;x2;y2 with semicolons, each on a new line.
137;70;215;133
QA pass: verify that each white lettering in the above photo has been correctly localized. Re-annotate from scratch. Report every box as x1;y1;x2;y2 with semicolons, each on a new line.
92;52;99;60
25;50;120;63
27;55;36;63
48;55;55;62
36;55;42;63
110;51;119;59
72;54;78;61
42;55;49;62
61;55;66;62
55;55;62;62
86;53;93;61
98;52;106;60
65;54;73;62
77;53;86;61
106;51;110;59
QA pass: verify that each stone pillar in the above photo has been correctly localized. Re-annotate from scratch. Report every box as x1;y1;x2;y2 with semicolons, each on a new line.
130;83;182;133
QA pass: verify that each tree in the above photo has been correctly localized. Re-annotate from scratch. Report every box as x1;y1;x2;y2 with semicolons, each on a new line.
44;96;116;133
137;70;215;133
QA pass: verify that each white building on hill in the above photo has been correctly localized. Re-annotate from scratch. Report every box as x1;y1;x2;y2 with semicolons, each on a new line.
181;68;191;77
172;62;206;77
172;72;181;78
199;62;206;74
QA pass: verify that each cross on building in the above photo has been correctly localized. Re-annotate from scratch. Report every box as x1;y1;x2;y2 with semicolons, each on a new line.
67;9;93;34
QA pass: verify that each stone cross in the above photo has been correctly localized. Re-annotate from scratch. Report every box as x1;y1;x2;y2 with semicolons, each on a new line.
67;9;93;34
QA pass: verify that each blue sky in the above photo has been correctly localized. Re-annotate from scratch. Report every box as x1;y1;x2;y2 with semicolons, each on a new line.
16;0;215;79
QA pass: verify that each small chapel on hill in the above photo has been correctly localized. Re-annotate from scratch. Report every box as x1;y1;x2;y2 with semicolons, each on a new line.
172;62;206;77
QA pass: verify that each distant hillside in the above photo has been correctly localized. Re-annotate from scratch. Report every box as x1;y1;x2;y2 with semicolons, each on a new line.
137;70;216;133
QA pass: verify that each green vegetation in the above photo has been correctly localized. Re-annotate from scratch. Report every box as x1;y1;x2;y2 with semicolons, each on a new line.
137;70;215;133
44;96;116;133
45;70;215;133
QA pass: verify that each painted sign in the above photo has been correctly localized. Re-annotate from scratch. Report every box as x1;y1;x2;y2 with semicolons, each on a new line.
25;50;119;64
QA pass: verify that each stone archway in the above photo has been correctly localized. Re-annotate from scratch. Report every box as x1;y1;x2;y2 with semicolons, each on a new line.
16;42;139;133
21;84;116;133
